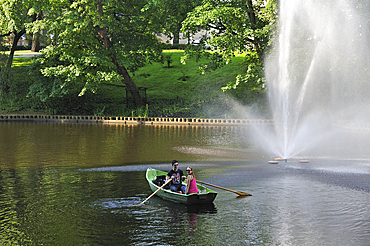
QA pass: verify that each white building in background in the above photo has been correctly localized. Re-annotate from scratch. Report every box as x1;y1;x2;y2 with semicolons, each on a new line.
155;30;210;45
17;35;27;46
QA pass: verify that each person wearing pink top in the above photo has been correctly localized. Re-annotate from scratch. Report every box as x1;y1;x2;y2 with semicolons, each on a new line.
185;167;199;194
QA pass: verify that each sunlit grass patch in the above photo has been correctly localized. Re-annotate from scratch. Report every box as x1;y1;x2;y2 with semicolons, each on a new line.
12;57;34;67
4;50;41;54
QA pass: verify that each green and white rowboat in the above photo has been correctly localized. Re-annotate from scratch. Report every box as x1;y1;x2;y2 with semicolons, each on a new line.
146;168;217;205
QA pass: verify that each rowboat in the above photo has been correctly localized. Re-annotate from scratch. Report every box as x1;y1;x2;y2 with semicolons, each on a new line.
146;168;217;205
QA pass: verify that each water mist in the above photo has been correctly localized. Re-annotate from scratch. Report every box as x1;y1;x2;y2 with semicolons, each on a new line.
256;0;370;159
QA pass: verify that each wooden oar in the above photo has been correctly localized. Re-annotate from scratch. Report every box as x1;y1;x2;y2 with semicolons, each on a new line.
133;177;173;206
197;180;252;196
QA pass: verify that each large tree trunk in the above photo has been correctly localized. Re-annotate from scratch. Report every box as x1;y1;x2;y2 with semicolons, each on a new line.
173;32;180;44
31;32;41;52
245;0;264;65
112;57;145;106
31;12;43;52
95;0;144;107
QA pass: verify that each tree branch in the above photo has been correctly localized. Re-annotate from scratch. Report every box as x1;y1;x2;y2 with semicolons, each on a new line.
0;32;12;38
245;0;256;26
206;23;226;32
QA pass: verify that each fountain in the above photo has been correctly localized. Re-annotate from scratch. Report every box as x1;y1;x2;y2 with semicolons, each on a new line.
255;0;370;160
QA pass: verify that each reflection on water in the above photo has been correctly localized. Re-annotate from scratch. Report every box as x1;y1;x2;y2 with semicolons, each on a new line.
0;123;370;245
0;122;255;169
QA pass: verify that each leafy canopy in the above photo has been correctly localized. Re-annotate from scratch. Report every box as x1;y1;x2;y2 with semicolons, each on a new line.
29;0;164;101
181;0;277;98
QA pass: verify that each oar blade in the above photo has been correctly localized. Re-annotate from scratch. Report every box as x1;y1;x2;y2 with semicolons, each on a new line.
132;202;144;207
197;180;252;196
236;192;252;196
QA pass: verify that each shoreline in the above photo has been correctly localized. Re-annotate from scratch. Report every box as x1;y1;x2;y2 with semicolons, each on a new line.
0;114;273;126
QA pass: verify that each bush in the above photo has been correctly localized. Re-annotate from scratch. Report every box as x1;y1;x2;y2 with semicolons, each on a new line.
162;43;188;50
0;45;8;51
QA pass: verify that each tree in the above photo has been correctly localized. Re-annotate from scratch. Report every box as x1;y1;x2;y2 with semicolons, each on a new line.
29;0;164;107
153;0;202;44
181;0;277;97
0;0;44;92
31;23;43;52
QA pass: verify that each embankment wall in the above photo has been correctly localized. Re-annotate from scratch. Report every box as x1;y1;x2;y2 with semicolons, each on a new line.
0;115;273;126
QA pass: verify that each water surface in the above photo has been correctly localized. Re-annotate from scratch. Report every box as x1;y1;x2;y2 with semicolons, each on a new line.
1;122;369;245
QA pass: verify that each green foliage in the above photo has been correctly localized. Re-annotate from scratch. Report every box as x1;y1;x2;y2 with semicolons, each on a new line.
182;0;277;56
0;0;279;116
131;104;149;117
28;45;123;101
181;0;277;95
222;51;265;98
27;0;164;106
0;53;7;67
94;104;106;116
0;52;9;93
132;50;260;118
0;0;52;100
0;55;40;112
150;0;203;43
197;52;228;75
0;49;271;118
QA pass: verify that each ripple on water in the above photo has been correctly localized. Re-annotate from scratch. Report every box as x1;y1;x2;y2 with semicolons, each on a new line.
91;197;146;210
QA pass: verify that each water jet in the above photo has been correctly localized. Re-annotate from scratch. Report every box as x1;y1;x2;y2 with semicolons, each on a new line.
252;0;370;160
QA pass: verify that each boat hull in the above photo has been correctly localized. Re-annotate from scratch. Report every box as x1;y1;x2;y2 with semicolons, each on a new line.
146;168;217;205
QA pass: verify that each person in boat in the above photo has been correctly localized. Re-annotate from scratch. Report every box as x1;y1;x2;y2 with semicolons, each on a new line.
185;167;199;195
166;160;186;194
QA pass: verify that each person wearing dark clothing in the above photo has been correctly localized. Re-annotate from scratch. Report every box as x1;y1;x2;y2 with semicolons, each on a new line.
166;160;186;193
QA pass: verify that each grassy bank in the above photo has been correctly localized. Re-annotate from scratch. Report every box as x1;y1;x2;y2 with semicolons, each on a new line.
4;50;266;118
0;54;39;113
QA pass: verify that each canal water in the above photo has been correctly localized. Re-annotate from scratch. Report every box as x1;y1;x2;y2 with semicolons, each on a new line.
1;122;369;245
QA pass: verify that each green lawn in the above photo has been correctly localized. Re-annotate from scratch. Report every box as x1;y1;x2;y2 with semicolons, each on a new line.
99;50;248;117
132;50;246;101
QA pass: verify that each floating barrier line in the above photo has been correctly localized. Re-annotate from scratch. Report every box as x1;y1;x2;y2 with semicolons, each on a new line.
0;115;274;126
